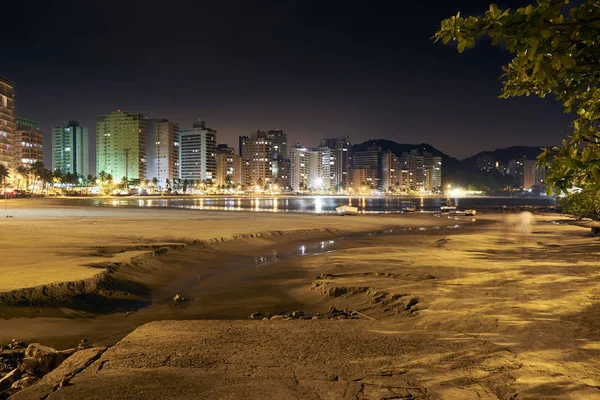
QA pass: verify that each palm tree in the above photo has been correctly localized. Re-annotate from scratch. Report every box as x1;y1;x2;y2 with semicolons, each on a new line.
0;164;9;190
120;176;129;191
16;165;29;190
53;168;64;192
30;161;45;192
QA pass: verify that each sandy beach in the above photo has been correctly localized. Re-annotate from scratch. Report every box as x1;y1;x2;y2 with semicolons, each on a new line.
2;198;600;399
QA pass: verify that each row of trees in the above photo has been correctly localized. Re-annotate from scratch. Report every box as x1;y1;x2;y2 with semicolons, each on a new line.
0;161;88;192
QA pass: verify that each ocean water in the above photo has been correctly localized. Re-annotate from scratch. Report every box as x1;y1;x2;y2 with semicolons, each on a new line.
84;195;557;214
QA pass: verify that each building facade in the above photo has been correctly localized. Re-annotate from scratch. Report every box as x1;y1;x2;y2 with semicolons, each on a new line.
240;129;273;186
216;144;244;186
477;153;496;172
290;145;331;192
52;121;89;177
381;150;398;191
290;146;309;192
96;111;146;182
14;117;43;168
0;76;15;168
268;129;287;160
179;120;217;183
424;151;442;192
320;137;351;191
524;159;547;190
146;119;179;187
352;145;382;190
398;149;442;192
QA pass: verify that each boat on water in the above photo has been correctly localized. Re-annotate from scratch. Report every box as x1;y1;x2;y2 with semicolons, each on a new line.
336;205;359;215
440;199;457;212
400;201;416;212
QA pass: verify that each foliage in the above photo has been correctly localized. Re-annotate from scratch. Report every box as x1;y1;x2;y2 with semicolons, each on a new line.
0;164;9;186
559;190;600;219
435;0;600;193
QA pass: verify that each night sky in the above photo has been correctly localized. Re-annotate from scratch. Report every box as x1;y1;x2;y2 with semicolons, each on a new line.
3;0;573;172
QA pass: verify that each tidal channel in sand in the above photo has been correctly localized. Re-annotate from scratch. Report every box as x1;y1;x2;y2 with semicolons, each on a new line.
0;219;478;349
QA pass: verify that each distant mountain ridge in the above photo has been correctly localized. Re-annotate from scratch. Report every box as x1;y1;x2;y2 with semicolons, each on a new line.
461;146;546;169
351;140;546;186
351;139;463;171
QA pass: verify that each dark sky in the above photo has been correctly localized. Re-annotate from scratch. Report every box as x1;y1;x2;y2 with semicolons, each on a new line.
2;0;572;171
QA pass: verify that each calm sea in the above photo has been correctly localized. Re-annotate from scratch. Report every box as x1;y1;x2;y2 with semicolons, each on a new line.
84;196;557;214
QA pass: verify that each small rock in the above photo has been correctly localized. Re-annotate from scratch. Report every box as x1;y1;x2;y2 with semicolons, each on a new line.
290;311;304;318
8;339;26;350
0;368;22;391
9;374;37;391
19;357;38;371
155;247;169;256
270;315;284;320
24;343;60;374
405;297;419;311
249;312;264;320
77;339;91;350
172;294;185;304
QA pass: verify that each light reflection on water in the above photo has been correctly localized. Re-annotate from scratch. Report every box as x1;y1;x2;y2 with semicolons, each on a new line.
98;195;556;214
250;222;473;266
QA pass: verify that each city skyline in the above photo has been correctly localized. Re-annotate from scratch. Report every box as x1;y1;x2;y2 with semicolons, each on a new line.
2;0;573;168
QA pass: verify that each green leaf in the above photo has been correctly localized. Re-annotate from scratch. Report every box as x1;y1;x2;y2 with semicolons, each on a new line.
541;29;552;39
457;40;466;53
560;55;576;69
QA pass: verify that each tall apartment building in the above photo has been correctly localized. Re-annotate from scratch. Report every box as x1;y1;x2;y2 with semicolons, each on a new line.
239;135;248;157
424;151;442;191
146;119;179;186
320;137;351;190
290;146;309;192
0;76;15;168
179;120;217;182
524;159;547;190
381;150;398;191
351;168;377;189
96;111;147;181
477;153;496;172
507;157;526;186
14;117;43;168
268;129;288;160
398;149;442;192
240;129;273;186
352;145;382;189
52;121;89;176
273;158;291;190
216;144;244;186
290;145;331;192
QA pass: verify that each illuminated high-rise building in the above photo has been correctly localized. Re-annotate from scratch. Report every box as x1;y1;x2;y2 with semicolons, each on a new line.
0;76;15;168
96;111;147;182
14;117;43;168
179;120;217;182
267;129;287;160
290;144;330;192
52;121;89;176
240;129;272;186
216;144;243;186
381;150;398;191
146;119;179;187
320;137;351;190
